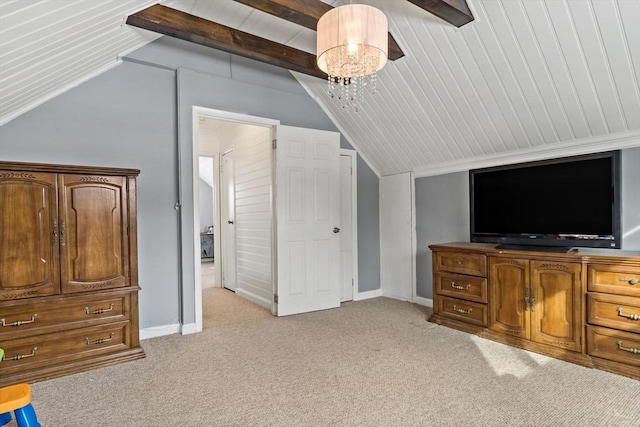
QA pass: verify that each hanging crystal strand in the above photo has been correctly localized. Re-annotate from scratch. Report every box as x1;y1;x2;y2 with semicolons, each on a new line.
341;77;348;109
352;78;357;112
370;72;377;95
328;75;335;98
346;77;351;109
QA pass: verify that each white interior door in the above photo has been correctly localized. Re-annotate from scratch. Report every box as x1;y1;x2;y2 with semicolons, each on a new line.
221;150;236;291
275;125;341;316
340;154;354;302
380;172;413;301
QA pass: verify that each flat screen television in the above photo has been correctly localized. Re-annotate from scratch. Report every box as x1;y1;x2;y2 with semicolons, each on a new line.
469;150;621;252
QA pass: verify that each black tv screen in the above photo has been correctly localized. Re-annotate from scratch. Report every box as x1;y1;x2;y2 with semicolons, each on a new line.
470;151;621;251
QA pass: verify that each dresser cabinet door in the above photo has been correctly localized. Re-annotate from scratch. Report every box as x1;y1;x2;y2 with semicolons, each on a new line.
530;261;582;351
0;171;60;300
58;174;129;293
489;257;529;339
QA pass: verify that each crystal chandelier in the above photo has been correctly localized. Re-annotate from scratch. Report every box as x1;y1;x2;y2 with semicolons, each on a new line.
316;4;388;112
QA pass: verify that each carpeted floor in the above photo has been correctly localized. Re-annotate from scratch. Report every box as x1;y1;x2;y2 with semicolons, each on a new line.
22;288;640;426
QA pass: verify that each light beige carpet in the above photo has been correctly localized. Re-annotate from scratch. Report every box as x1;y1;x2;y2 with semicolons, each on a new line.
21;288;640;426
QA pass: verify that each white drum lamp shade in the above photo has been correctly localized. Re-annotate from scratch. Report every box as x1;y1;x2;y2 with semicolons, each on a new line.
316;4;388;79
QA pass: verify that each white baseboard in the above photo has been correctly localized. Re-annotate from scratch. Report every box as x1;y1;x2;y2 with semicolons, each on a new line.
353;288;382;301
413;296;433;308
140;323;180;340
140;322;201;339
236;288;273;310
180;323;199;335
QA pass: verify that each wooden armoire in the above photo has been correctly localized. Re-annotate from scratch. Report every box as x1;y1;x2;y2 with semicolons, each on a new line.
0;162;145;386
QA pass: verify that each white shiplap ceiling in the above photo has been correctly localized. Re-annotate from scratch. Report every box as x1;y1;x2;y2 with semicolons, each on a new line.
1;0;638;177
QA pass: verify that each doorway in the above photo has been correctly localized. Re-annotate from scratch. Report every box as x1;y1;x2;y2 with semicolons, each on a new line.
340;150;358;302
198;156;216;290
220;150;236;291
191;107;278;332
190;107;355;330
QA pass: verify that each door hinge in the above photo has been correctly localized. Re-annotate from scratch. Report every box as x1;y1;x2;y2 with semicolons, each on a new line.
274;294;279;304
272;139;277;149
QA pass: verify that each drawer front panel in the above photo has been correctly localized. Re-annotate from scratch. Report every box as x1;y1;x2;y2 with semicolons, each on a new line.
586;325;640;367
435;252;487;277
435;272;487;303
0;321;130;376
587;293;640;334
438;296;487;327
588;265;640;297
0;293;130;340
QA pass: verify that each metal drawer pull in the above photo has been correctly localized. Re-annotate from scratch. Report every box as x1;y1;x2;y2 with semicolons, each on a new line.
456;260;466;265
1;314;37;327
84;303;115;315
619;278;639;285
616;341;640;354
616;307;640;321
2;347;38;361
453;305;472;315
85;333;115;346
450;282;470;290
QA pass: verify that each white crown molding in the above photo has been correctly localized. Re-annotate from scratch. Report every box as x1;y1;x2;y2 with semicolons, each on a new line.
413;130;640;178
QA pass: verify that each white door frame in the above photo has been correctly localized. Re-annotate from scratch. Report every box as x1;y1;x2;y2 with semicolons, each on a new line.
191;106;279;333
340;149;359;300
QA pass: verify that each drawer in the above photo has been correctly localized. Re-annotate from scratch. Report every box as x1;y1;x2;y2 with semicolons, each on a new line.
587;264;640;297
435;251;487;277
0;292;130;340
437;296;488;327
587;293;640;334
435;272;487;303
0;321;131;376
586;325;640;367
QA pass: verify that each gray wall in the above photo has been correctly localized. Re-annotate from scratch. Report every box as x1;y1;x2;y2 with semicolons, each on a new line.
0;62;181;328
415;147;640;299
0;36;382;329
357;156;381;292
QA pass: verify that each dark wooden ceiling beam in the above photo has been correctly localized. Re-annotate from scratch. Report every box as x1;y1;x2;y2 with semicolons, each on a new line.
234;0;331;31
126;4;326;79
233;0;405;60
407;0;474;27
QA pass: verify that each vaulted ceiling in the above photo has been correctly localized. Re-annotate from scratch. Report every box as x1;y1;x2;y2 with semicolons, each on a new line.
1;0;638;177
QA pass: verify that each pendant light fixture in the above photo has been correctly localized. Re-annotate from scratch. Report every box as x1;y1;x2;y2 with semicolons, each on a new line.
316;3;388;111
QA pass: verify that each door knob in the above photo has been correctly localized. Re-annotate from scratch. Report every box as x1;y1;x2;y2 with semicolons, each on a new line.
228;220;234;224
333;227;340;233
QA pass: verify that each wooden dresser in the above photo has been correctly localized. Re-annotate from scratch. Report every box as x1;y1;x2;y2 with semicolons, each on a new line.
429;242;640;380
0;162;145;386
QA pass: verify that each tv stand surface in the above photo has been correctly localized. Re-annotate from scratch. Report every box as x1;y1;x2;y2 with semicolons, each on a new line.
496;244;577;253
428;242;640;381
